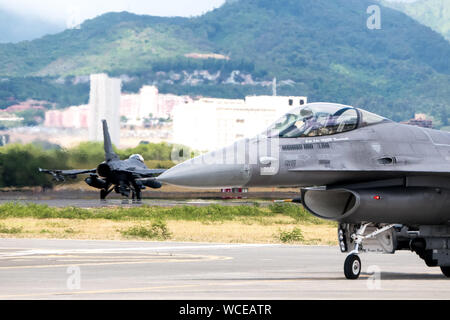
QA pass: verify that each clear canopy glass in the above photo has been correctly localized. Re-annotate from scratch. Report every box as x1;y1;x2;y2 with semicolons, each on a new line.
129;154;144;162
359;108;387;126
266;103;361;138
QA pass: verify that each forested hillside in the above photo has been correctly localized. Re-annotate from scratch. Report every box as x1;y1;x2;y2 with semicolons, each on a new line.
0;0;449;123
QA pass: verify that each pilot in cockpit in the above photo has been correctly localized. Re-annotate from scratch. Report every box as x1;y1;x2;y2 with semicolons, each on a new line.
129;154;145;163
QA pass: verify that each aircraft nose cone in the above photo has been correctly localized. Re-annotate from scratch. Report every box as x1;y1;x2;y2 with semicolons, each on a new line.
157;151;252;188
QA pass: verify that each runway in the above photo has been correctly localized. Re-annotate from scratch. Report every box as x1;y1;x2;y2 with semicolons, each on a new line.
0;239;449;299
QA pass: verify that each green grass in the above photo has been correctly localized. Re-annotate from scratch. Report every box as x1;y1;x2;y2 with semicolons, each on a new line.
121;221;172;240
278;227;305;243
0;202;334;225
0;224;23;234
268;203;328;224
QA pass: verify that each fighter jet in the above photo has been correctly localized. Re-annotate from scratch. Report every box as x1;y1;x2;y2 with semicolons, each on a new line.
157;102;450;279
40;120;165;201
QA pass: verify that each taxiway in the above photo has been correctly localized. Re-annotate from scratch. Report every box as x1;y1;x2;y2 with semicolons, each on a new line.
0;239;448;299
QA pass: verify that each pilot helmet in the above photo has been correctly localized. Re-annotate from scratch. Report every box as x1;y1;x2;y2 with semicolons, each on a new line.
129;154;144;162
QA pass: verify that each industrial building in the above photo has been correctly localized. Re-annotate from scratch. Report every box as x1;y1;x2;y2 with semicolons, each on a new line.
88;74;121;147
172;95;307;151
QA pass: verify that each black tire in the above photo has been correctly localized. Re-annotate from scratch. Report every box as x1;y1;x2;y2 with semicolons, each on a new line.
344;254;361;280
100;189;107;200
441;266;450;278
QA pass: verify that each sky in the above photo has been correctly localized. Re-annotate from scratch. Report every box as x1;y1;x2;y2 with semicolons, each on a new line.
0;0;227;25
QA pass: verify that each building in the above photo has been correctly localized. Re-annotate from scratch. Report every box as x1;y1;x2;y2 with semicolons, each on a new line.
157;94;192;119
120;94;142;126
88;74;121;146
44;106;89;128
402;114;433;129
172;95;307;151
139;86;159;119
44;110;63;128
121;87;192;126
44;84;191;131
120;86;159;126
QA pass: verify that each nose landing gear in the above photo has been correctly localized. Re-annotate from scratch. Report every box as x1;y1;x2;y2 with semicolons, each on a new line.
343;223;396;279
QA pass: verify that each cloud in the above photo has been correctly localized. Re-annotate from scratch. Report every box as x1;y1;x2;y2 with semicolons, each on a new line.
0;0;226;25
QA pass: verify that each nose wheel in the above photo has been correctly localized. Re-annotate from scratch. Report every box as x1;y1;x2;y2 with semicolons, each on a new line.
344;254;361;279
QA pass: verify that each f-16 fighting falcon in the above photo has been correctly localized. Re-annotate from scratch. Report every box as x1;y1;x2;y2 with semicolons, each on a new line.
40;120;165;201
157;102;450;279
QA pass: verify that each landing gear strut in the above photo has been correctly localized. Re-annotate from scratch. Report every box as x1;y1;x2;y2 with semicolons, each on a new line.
343;223;395;279
131;190;142;202
131;182;142;202
100;185;114;200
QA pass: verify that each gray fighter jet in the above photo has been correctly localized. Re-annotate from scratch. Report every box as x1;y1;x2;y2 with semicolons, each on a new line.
157;102;450;279
40;120;165;201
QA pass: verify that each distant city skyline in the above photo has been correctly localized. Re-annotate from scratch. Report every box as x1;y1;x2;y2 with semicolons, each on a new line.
0;0;226;26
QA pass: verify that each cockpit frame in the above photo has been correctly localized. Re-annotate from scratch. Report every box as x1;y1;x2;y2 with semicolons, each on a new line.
265;103;389;139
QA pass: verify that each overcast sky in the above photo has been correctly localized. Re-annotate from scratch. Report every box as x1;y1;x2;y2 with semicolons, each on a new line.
0;0;227;25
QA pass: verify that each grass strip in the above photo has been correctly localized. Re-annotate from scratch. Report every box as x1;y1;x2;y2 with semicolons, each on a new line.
0;202;333;225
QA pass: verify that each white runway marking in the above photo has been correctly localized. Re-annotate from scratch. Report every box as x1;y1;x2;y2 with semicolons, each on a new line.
0;243;281;258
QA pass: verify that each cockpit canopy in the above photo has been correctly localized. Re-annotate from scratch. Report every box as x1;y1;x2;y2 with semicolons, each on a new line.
266;103;387;139
129;154;144;162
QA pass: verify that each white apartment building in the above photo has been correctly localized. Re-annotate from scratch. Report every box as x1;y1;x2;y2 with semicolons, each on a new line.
121;86;192;126
88;74;121;147
172;95;307;151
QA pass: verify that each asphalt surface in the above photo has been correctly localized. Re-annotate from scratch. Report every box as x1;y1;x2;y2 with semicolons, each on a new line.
0;239;449;300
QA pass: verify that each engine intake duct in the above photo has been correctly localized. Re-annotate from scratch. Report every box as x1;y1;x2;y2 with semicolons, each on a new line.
301;187;450;224
97;163;111;178
301;189;358;220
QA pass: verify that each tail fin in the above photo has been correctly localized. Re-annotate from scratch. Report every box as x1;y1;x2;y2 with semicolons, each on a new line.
102;120;119;162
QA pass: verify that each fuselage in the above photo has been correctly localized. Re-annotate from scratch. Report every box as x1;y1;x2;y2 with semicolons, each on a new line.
158;103;450;189
157;103;450;225
97;157;149;185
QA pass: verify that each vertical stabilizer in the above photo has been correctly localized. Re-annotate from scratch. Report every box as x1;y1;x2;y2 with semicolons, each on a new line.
102;120;119;162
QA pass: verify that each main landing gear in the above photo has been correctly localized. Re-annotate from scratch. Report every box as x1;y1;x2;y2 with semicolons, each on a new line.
131;190;142;202
341;223;395;279
101;183;143;202
340;223;450;279
100;186;114;201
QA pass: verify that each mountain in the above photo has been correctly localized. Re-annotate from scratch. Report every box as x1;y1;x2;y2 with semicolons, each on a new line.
0;0;449;124
380;0;450;42
0;9;64;43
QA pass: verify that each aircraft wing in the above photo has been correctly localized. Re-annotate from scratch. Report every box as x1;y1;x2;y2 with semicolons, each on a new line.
39;168;97;182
